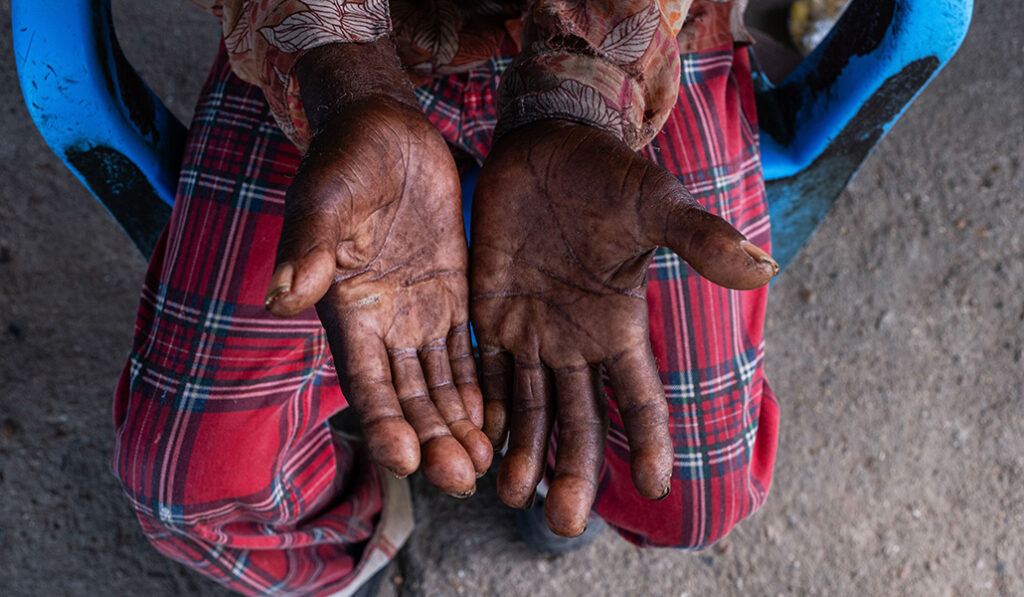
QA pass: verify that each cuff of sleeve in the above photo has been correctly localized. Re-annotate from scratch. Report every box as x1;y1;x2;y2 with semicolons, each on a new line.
230;0;394;150
494;3;683;152
495;50;680;151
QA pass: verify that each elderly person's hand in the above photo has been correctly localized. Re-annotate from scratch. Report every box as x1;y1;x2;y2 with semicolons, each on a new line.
263;41;491;498
471;120;777;536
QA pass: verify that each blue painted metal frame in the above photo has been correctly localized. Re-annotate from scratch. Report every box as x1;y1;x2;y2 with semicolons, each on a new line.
13;0;972;271
758;0;972;271
13;0;185;257
759;0;972;181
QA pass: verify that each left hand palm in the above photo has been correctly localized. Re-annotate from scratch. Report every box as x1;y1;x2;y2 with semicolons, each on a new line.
470;120;777;536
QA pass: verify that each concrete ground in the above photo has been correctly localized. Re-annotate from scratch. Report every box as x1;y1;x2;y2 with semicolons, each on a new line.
1;1;1021;595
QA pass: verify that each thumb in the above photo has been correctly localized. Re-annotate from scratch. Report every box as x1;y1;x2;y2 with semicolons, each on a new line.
264;201;340;318
642;193;778;290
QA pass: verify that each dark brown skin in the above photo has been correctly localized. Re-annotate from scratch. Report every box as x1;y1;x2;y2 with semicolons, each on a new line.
264;40;492;497
470;120;778;537
265;40;776;522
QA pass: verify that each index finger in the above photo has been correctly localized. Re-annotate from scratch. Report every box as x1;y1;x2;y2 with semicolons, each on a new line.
479;346;513;449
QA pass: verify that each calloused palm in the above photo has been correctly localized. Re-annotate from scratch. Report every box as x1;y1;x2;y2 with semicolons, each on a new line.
471;121;777;535
265;98;491;497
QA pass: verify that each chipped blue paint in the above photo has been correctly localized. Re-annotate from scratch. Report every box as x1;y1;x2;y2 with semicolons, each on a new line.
759;0;973;274
760;1;972;181
13;0;185;211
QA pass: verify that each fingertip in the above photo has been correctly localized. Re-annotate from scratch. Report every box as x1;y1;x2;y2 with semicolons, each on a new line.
483;400;509;449
630;447;673;501
450;421;494;476
496;451;539;509
265;250;336;317
421;435;477;497
264;263;294;310
544;476;595;537
365;419;421;478
739;240;780;280
686;237;777;291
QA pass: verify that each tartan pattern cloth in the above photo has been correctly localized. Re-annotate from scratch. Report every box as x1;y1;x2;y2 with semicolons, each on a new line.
595;46;777;548
414;49;516;165
112;42;777;596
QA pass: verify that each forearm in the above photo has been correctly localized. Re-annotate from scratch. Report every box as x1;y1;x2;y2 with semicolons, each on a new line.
187;0;395;149
295;39;418;135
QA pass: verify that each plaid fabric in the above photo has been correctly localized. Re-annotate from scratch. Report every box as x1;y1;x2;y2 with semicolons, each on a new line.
111;51;401;597
591;46;777;548
112;41;776;596
415;51;516;165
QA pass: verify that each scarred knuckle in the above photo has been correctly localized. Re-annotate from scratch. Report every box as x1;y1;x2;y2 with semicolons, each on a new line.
427;382;458;396
619;400;668;425
397;391;429;405
558;416;605;429
510;400;549;414
417;425;452;444
360;413;406;430
347;374;391;395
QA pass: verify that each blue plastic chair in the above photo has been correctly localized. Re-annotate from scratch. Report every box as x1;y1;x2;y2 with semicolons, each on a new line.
13;0;972;269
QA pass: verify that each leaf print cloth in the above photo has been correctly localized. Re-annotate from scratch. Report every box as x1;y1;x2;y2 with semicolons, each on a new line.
189;0;749;150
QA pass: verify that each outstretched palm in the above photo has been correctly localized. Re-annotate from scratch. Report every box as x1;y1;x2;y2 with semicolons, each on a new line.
471;121;777;535
266;98;490;496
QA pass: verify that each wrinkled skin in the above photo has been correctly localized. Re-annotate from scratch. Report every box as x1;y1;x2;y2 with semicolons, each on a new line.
471;120;777;536
265;85;492;496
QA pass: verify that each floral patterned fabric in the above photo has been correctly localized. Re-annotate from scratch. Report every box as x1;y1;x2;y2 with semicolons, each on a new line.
189;0;748;151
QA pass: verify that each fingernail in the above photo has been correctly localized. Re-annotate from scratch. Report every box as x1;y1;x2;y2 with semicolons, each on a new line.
390;469;409;480
655;485;671;501
264;264;294;309
450;486;476;499
740;241;779;276
524;489;537;510
476;470;486;479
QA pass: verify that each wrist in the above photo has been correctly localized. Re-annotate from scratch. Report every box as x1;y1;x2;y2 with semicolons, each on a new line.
295;39;419;133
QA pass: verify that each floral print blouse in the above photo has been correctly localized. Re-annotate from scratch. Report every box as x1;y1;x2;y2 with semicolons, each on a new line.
189;0;750;151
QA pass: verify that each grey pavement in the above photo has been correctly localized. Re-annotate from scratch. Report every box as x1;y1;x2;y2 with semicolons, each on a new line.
1;1;1021;595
